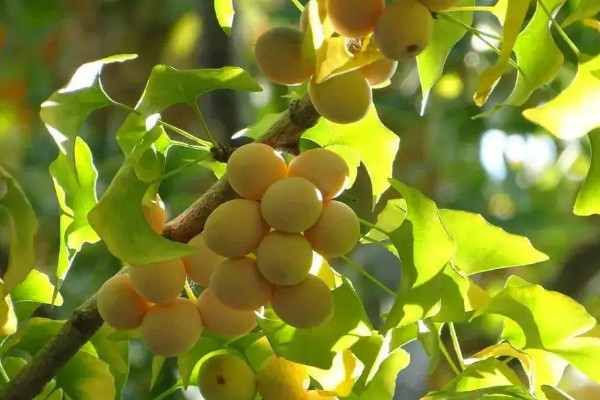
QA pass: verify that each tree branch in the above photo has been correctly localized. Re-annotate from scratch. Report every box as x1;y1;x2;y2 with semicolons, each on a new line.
0;94;319;400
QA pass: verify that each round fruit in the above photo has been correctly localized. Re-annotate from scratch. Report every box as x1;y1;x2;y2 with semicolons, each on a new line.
288;148;350;199
210;257;272;311
272;275;334;328
304;201;359;257
142;194;166;234
203;199;270;257
255;27;315;85
374;0;433;60
183;233;226;287
128;258;186;304
261;177;323;233
198;353;257;400
141;297;203;357
308;71;372;124
257;355;309;400
227;143;288;200
360;57;398;86
197;289;257;337
97;274;151;330
327;0;385;38
417;0;460;11
0;176;7;200
256;232;313;286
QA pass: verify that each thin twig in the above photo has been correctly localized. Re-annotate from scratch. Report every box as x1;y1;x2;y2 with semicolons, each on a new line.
192;102;218;147
536;0;580;57
358;217;391;236
340;255;396;296
448;323;465;371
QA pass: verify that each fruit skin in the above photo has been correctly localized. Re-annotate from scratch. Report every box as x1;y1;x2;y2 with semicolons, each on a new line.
203;199;270;257
227;143;288;200
304;201;359;258
417;0;460;11
183;233;225;287
128;258;187;304
374;0;433;60
308;71;372;124
327;0;385;38
198;353;257;400
210;257;273;311
256;231;313;286
272;275;334;328
257;355;309;400
288;148;349;199
97;274;151;330
197;289;257;337
141;297;203;357
255;27;315;85
261;177;324;233
360;57;399;87
142;194;166;234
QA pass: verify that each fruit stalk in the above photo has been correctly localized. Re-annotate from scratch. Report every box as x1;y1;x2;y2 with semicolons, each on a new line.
0;94;320;400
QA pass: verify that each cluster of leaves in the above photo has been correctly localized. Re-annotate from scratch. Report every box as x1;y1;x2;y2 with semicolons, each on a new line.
0;0;599;399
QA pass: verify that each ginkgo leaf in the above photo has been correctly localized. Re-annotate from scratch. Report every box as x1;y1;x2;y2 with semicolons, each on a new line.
563;0;600;26
314;36;382;84
523;54;600;139
574;129;600;215
474;0;532;106
468;342;534;391
214;0;234;35
445;359;523;392
308;350;364;397
356;348;410;400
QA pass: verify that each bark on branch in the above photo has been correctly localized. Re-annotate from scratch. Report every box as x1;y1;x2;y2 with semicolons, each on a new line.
0;94;318;400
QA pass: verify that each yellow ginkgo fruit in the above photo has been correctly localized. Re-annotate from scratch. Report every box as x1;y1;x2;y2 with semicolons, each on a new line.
183;233;225;287
142;194;166;234
97;274;151;330
129;258;187;304
256;231;313;286
304;201;360;258
196;289;257;338
198;353;257;400
288;148;350;200
257;355;309;400
326;0;385;38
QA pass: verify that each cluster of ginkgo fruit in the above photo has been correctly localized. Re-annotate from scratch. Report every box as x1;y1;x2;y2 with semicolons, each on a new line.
255;0;459;124
96;144;359;360
198;352;329;400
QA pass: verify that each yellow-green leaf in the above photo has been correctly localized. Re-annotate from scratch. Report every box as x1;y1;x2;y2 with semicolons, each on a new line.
214;0;234;35
574;129;600;215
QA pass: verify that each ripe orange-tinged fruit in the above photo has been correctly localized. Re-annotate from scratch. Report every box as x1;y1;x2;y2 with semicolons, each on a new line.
183;233;225;287
129;258;186;304
141;297;203;357
305;201;359;257
197;289;257;337
360;58;398;87
210;257;272;311
327;0;384;38
261;177;323;233
198;353;257;400
256;232;313;286
272;275;334;328
227;143;288;200
308;71;372;124
142;195;166;233
204;199;270;257
417;0;460;11
97;274;151;330
288;148;349;199
257;355;309;400
374;0;433;60
255;27;315;85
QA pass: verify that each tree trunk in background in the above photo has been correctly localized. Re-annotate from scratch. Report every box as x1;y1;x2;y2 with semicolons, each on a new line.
198;0;241;142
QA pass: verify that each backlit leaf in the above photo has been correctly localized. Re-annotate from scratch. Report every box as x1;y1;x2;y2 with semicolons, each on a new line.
56;351;115;400
574;129;600;215
423;385;536;400
11;269;64;306
445;359;523;392
308;350;364;397
356;348;409;400
177;337;223;388
90;326;129;398
214;0;234;35
563;0;600;26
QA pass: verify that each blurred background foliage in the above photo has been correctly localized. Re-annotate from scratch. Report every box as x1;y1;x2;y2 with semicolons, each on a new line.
1;0;599;399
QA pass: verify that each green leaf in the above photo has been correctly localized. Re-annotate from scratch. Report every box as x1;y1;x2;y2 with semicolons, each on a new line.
423;385;537;400
523;54;600;140
389;180;455;288
541;386;576;400
233;113;283;140
258;278;372;369
356;348;410;400
40;54;137;167
574;129;600;215
150;356;165;390
214;0;235;35
303;107;400;203
474;0;532;106
445;359;524;392
177;337;223;388
11;269;64;306
476;280;597;349
417;0;473;112
563;0;600;26
88;166;193;265
56;351;115;400
0;168;39;294
364;199;406;243
439;209;548;274
469;342;534;391
90;326;129;398
548;336;600;384
49;137;100;277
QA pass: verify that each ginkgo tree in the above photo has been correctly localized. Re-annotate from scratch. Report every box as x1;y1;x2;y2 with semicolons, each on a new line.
0;0;600;399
